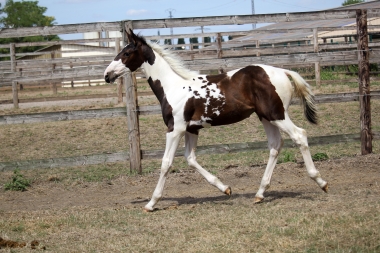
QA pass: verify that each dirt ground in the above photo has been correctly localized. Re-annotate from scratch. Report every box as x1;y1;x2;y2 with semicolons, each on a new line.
1;153;379;213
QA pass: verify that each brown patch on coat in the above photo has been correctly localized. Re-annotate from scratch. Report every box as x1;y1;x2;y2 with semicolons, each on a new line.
147;77;174;132
183;65;285;131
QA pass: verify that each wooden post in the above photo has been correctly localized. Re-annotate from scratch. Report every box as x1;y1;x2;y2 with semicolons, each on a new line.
256;40;260;57
356;9;372;155
313;28;321;87
10;43;16;72
51;53;57;95
124;72;141;174
12;81;19;109
216;33;222;59
115;37;123;103
124;21;142;173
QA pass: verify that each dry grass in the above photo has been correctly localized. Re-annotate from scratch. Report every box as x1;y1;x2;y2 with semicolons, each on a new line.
1;200;379;252
0;100;379;163
0;154;379;252
1;81;380;252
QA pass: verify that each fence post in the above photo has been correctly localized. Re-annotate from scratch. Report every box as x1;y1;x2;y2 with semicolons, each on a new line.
356;9;372;155
12;81;19;109
256;40;260;57
123;21;142;174
115;37;123;103
10;43;16;72
216;33;223;58
313;28;321;87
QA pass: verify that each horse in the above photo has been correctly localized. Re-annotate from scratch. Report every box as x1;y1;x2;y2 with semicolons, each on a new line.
104;29;328;212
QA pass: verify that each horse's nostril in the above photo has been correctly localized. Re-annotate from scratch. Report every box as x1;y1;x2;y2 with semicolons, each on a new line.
105;74;110;83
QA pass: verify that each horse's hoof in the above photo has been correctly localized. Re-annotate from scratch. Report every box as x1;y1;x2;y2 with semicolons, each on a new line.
224;186;232;196
143;206;154;213
254;197;264;204
322;183;329;193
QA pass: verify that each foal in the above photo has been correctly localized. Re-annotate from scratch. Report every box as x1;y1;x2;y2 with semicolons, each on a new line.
104;30;328;211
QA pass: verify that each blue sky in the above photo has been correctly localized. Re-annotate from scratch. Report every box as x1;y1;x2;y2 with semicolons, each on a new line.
1;0;349;39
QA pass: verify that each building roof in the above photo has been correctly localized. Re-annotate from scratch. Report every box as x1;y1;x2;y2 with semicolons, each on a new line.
224;1;380;48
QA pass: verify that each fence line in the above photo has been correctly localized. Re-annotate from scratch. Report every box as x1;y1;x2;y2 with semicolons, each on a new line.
0;9;378;171
1;91;379;125
1;132;378;172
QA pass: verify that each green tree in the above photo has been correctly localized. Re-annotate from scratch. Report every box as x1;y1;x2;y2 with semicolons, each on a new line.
0;0;60;59
342;0;364;6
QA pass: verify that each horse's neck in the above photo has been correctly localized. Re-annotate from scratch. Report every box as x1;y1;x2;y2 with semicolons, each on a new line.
142;52;183;88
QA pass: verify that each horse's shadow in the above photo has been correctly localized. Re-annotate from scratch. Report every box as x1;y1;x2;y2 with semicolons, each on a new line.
130;190;315;208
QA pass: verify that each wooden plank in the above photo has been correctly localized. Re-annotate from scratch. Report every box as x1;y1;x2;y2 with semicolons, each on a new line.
185;51;359;70
0;152;129;172
357;9;372;155
0;22;121;38
1;91;379;125
2;10;380;38
131;10;380;30
2;132;378;171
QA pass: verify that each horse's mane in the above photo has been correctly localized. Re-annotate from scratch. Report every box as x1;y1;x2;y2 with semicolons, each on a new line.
144;40;199;80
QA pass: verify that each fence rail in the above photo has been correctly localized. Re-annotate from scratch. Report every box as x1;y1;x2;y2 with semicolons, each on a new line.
1;91;379;125
1;132;378;172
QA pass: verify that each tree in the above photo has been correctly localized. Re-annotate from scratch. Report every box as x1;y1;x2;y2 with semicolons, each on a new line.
342;0;364;6
0;0;60;59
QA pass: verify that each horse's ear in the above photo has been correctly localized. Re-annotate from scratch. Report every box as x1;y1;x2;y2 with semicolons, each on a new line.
126;29;136;45
126;29;142;47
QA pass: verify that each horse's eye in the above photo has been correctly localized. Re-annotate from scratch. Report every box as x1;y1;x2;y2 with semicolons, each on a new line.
124;52;129;57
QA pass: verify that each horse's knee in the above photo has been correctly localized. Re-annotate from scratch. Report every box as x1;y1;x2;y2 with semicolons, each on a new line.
161;158;172;175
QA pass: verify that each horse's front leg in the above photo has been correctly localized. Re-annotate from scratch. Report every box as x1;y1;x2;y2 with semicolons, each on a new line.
144;130;184;212
185;132;231;195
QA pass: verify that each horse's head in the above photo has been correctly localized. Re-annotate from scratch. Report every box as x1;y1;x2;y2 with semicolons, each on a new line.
104;29;155;83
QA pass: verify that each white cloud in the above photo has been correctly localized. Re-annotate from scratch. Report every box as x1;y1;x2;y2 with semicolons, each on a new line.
127;9;149;16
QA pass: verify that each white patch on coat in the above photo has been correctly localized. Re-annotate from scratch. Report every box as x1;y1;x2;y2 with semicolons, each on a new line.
104;59;128;77
187;81;226;116
189;116;212;128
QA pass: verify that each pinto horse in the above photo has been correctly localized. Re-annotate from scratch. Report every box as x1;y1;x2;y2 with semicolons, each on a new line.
104;30;328;212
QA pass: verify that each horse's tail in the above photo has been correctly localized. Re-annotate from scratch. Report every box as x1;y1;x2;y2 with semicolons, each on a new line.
284;69;318;124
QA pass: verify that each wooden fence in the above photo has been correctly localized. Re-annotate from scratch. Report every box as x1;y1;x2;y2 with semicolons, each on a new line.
0;90;379;172
0;9;378;172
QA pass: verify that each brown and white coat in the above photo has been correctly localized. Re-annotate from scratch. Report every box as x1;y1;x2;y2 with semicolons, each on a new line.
104;30;328;212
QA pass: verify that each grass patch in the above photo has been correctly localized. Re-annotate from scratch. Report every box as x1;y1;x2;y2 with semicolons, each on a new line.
312;152;329;161
4;169;30;191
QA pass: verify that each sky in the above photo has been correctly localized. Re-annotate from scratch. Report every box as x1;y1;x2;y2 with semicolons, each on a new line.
0;0;350;39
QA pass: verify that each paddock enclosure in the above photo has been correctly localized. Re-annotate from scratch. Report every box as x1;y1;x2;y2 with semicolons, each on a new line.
0;6;379;172
0;3;380;252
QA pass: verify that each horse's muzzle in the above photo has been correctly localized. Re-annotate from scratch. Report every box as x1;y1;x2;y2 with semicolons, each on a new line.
105;74;111;83
104;72;117;83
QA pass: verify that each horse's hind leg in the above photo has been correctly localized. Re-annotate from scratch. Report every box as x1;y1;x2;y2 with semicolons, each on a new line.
184;132;231;195
254;119;283;203
271;114;328;192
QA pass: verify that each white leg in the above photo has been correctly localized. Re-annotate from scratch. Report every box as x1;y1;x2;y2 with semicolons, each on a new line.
254;119;283;203
271;113;328;192
144;130;184;211
184;132;231;195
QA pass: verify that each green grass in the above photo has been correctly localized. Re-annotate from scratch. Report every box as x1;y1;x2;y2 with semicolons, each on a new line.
4;169;30;191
